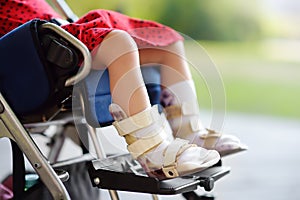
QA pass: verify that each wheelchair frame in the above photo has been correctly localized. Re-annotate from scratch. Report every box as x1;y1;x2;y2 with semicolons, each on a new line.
0;1;231;200
0;20;92;199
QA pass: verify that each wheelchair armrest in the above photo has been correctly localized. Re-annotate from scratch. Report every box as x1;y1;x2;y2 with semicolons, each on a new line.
40;22;91;86
0;19;91;122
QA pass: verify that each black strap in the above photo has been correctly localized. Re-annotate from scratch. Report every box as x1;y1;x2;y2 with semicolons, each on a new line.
11;140;26;200
45;37;78;69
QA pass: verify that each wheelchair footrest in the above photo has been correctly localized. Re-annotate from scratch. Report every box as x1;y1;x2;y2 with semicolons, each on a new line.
87;154;230;194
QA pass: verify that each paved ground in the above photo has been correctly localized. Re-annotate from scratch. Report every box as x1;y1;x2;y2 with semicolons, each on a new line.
1;112;300;200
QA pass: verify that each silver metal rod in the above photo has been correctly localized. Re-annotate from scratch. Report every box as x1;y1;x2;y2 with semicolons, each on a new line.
78;94;106;159
108;190;120;200
51;0;79;21
78;93;120;199
47;125;65;164
0;94;71;200
41;23;92;86
86;124;106;159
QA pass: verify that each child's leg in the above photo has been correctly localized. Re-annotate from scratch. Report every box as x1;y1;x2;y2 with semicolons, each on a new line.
139;41;192;87
92;30;151;116
91;30;220;179
139;41;247;157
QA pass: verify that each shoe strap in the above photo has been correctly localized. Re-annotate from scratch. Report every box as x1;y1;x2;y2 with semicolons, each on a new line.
165;101;199;120
128;132;164;159
113;105;170;159
200;129;222;149
165;101;203;133
162;138;194;178
113;105;161;136
127;114;170;159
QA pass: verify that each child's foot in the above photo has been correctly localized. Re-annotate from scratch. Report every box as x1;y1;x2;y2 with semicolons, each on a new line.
191;128;248;157
110;104;220;179
164;103;248;157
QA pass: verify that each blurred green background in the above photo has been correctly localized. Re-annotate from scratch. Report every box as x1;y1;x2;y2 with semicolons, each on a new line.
63;0;300;119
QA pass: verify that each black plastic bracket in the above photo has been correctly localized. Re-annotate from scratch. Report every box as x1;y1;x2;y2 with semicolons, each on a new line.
87;154;230;195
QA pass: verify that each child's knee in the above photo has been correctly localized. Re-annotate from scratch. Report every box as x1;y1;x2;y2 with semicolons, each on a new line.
92;30;138;68
104;30;137;51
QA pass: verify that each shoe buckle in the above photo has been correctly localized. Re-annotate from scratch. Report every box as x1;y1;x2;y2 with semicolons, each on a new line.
162;165;179;178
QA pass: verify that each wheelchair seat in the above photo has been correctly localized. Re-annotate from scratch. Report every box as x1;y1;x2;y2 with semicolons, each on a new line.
0;19;230;200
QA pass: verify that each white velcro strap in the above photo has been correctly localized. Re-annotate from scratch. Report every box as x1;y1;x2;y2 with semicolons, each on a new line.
162;138;190;178
127;112;171;159
163;138;189;167
182;101;199;115
200;133;222;139
113;105;160;136
127;133;164;159
200;129;222;139
200;129;222;149
189;116;202;132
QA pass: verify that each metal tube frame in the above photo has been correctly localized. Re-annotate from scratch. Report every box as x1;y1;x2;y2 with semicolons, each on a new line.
40;22;92;86
0;93;71;200
0;20;92;199
78;93;120;200
51;0;79;22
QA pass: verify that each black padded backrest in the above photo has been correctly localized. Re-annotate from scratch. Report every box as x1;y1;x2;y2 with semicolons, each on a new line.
0;20;50;115
0;20;79;122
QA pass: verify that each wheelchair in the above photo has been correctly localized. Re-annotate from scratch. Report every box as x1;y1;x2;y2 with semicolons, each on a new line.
0;1;231;200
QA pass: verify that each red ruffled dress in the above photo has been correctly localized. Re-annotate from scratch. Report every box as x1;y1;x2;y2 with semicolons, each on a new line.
0;0;183;51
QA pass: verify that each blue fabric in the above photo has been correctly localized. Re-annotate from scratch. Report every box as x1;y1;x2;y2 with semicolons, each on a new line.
83;67;161;127
141;67;161;106
83;69;113;126
0;20;50;115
